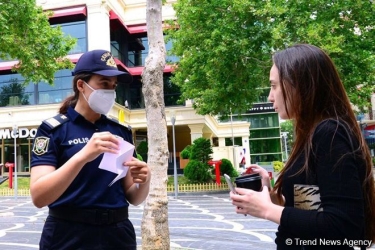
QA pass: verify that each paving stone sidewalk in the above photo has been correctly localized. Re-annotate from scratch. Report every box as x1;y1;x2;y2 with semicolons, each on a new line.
0;193;374;250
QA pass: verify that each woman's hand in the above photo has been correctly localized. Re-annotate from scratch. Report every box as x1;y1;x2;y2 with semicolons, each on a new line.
245;164;271;189
229;187;283;224
230;186;271;218
77;132;120;163
125;157;150;184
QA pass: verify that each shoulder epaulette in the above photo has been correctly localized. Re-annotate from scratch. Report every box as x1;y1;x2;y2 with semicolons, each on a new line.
107;116;120;124
42;114;69;130
107;116;132;131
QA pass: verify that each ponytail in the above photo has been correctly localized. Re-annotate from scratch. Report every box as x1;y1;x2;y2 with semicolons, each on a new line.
59;95;77;114
59;73;92;114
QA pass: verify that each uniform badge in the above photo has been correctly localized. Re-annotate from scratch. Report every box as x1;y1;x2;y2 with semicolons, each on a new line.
32;136;50;155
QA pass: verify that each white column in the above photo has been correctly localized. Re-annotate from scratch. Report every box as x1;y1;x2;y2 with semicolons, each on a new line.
86;2;111;51
203;132;213;143
188;124;204;142
185;99;194;107
218;137;226;147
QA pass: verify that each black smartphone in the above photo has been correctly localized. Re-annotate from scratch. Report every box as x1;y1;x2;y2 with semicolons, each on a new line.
224;174;236;194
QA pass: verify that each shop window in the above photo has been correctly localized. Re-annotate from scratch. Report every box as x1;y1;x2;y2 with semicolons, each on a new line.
0;75;31;106
250;128;280;138
250;138;281;154
52;20;87;54
0;69;73;106
225;137;242;146
127;36;179;68
248;113;279;128
117;75;182;109
163;75;182;107
212;137;219;147
251;153;282;164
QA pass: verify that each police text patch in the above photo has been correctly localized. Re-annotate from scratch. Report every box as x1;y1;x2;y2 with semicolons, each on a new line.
33;137;50;155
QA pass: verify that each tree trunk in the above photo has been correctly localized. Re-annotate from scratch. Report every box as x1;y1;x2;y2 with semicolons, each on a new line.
141;0;170;249
369;97;373;120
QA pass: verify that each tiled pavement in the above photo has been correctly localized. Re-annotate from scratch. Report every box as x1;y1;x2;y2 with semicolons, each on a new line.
0;194;277;250
0;193;374;250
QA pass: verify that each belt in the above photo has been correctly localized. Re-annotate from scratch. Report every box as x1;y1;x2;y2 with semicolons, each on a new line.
49;207;129;225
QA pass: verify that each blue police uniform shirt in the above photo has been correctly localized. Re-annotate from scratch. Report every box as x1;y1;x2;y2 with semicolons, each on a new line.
30;107;135;209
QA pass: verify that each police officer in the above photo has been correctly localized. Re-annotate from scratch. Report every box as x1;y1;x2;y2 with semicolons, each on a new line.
30;49;151;250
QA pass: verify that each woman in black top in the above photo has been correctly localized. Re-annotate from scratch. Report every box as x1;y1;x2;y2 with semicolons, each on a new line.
230;44;375;249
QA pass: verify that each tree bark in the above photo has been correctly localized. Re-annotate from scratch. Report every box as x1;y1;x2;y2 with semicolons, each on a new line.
141;0;170;249
368;97;373;120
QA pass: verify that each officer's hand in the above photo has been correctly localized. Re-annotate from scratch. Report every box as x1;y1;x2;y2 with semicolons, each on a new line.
125;157;150;184
79;132;119;163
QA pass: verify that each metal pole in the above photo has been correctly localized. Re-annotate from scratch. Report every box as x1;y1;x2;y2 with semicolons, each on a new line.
281;132;289;161
230;108;236;166
13;125;18;200
358;114;365;136
171;114;178;198
283;134;288;159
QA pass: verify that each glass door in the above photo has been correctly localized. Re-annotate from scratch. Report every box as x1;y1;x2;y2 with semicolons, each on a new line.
20;144;30;173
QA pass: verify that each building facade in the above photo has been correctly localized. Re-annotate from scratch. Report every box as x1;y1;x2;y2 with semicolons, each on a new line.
0;0;285;175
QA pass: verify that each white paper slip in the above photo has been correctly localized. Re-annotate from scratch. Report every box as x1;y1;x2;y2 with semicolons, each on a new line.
98;137;135;186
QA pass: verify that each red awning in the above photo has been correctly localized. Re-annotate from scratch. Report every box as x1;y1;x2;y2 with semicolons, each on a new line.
0;54;82;71
127;25;148;34
66;53;82;63
0;54;174;77
365;124;375;130
127;65;174;76
109;10;129;32
109;10;120;20
49;6;87;18
110;13;175;34
127;23;177;34
114;58;132;73
0;61;17;71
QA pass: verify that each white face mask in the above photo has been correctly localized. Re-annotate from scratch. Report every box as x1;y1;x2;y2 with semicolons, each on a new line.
83;82;116;114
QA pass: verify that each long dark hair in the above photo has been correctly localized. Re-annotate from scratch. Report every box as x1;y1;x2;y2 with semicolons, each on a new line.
272;44;375;242
59;74;92;114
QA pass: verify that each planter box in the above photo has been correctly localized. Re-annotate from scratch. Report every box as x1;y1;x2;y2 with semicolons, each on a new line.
179;159;189;169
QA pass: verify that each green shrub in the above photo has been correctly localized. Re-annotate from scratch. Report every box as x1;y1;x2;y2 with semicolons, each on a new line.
182;137;214;183
273;161;284;172
136;141;148;154
190;137;213;163
136;153;143;161
183;159;212;183
219;158;238;177
180;145;192;159
136;141;148;162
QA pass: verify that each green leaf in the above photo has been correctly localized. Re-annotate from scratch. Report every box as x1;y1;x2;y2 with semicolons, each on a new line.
0;0;76;85
168;0;375;115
